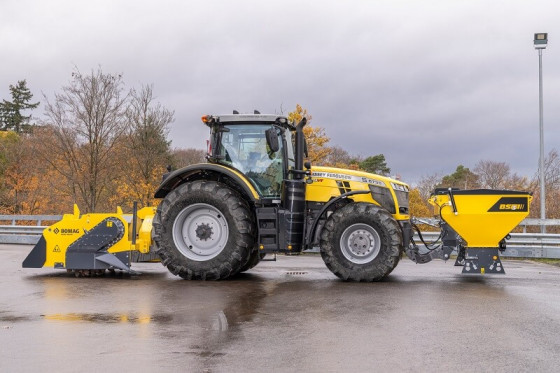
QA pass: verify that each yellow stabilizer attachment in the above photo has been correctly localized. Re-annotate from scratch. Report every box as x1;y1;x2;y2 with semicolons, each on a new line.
22;205;156;270
132;207;156;254
429;189;532;248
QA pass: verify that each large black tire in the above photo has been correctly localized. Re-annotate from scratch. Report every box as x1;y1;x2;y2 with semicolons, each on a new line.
320;203;402;282
238;251;265;273
152;180;256;280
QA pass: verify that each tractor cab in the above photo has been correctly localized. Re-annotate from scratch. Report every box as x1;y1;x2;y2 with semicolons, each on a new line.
203;114;300;199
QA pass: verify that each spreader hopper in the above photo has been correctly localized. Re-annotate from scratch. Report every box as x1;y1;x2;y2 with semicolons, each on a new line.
430;189;532;274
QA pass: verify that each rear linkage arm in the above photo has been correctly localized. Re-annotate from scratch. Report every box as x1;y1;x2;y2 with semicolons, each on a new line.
405;217;464;264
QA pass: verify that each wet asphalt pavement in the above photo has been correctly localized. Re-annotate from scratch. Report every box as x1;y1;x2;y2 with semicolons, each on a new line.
1;244;560;372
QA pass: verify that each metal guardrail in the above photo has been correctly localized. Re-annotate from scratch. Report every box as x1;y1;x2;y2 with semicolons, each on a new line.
0;214;61;245
413;232;560;259
518;218;560;232
0;215;559;259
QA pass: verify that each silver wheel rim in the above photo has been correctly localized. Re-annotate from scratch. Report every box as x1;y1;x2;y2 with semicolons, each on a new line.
172;203;229;261
340;223;381;264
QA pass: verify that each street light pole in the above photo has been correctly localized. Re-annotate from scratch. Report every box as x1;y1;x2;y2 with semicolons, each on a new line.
534;33;548;233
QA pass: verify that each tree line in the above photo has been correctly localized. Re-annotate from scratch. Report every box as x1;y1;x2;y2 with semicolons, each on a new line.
1;73;558;225
412;154;560;227
286;104;560;225
0;70;205;214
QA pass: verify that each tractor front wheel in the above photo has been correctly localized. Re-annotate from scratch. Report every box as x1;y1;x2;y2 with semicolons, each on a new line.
320;203;402;282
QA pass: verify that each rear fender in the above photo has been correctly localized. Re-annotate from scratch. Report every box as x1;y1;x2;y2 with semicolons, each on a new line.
154;163;260;203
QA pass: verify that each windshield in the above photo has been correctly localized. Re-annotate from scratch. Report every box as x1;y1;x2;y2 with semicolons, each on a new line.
218;124;284;197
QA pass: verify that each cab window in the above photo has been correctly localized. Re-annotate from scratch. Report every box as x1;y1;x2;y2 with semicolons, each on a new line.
218;124;284;197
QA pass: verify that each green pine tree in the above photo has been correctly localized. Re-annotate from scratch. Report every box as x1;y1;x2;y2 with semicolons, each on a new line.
0;80;40;133
360;154;391;176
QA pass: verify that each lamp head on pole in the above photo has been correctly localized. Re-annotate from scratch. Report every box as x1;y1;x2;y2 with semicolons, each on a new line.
534;33;548;49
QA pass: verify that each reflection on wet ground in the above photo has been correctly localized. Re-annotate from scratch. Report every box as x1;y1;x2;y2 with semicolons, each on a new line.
2;245;560;372
41;312;173;324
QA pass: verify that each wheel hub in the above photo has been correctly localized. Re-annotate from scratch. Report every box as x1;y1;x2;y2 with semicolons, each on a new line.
195;223;213;241
340;223;381;264
348;229;374;256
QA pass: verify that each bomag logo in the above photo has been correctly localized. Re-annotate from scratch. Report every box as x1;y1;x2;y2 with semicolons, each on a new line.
55;228;80;235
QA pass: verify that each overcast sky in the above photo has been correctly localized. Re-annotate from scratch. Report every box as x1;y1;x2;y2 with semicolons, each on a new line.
2;0;560;184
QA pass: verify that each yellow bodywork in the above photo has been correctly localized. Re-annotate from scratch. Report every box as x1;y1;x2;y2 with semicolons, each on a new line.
212;163;411;221
429;191;532;247
41;205;156;268
308;166;410;221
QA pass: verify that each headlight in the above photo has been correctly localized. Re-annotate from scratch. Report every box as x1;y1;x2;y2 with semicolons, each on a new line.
391;182;409;192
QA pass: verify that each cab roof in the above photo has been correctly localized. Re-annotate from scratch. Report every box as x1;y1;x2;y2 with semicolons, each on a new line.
202;114;294;129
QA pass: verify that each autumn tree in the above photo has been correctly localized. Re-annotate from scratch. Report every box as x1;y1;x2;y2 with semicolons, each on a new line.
0;131;57;214
416;173;442;201
473;159;530;191
287;104;332;164
474;160;511;189
408;188;434;218
114;84;174;207
172;148;206;168
0;132;28;213
323;146;362;169
0;80;40;133
287;103;311;125
530;149;560;223
540;149;560;190
0;131;20;212
40;68;129;212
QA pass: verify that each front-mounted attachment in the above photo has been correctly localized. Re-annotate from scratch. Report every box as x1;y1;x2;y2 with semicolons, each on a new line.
423;189;533;274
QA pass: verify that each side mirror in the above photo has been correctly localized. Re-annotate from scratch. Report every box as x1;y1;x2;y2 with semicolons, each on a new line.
265;127;280;153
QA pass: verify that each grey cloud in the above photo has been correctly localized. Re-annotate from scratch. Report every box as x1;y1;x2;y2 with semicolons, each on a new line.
1;0;559;184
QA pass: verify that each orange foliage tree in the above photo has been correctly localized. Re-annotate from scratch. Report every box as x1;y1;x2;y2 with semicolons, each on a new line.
287;104;333;164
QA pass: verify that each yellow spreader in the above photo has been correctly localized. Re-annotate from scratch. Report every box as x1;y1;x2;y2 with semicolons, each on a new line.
429;189;532;274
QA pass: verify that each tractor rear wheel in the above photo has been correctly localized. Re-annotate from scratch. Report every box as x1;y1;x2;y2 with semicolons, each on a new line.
320;203;402;282
152;180;256;280
239;250;265;273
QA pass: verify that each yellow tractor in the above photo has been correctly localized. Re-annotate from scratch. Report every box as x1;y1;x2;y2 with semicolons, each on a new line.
22;113;532;280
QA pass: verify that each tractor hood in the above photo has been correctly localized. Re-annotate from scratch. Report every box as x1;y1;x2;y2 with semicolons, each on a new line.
309;166;409;191
306;166;410;219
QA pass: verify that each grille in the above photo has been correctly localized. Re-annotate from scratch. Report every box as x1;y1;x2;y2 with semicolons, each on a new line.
369;185;396;214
